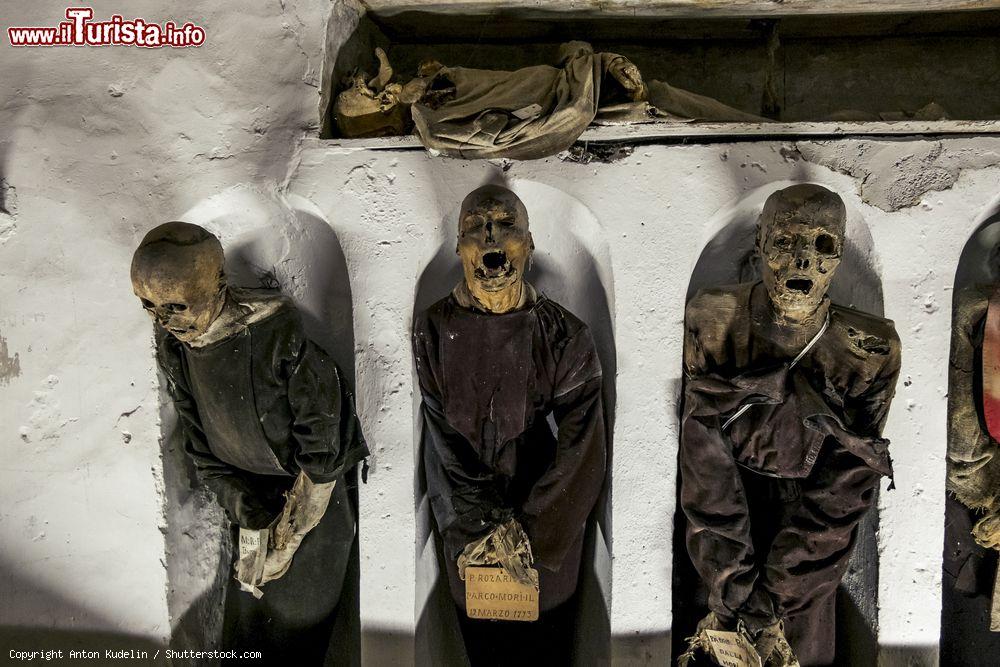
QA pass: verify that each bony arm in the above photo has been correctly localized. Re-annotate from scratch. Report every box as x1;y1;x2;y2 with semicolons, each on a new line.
257;472;336;586
457;518;538;590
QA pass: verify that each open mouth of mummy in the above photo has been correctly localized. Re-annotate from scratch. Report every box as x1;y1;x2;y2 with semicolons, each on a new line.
474;250;517;284
784;278;814;295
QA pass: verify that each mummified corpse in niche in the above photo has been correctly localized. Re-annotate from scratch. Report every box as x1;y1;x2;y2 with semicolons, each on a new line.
679;184;900;667
131;222;368;660
412;185;607;663
943;247;1000;645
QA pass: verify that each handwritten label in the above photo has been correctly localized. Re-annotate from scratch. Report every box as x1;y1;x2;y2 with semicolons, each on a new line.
236;527;268;599
703;629;762;667
465;566;539;622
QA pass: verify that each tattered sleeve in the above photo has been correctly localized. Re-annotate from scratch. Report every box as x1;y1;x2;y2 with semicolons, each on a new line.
947;290;999;510
156;330;277;529
520;324;607;571
282;318;369;484
679;312;775;627
413;310;510;559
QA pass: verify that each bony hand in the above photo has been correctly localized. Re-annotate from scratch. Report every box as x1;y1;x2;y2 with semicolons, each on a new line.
608;58;648;102
259;541;296;584
973;510;1000;550
457;518;537;589
755;620;800;667
677;612;730;667
258;472;336;586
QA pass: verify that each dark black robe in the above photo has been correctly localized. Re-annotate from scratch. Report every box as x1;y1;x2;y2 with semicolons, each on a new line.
412;288;607;613
680;282;900;666
156;291;368;661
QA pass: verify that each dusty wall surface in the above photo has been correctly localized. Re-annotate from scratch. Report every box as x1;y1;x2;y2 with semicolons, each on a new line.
2;0;999;665
0;0;330;649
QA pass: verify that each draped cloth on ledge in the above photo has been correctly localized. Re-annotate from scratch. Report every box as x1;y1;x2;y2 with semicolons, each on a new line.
411;43;764;160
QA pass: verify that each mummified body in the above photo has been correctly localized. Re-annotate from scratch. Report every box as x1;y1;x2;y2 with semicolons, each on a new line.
412;185;606;663
941;261;1000;655
131;222;368;660
680;185;900;666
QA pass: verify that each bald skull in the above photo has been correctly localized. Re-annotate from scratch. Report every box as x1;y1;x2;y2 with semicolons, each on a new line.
757;184;846;323
457;185;533;312
131;222;227;343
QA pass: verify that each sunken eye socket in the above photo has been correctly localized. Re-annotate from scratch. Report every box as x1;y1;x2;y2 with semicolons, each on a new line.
773;236;793;250
462;215;486;230
815;234;837;254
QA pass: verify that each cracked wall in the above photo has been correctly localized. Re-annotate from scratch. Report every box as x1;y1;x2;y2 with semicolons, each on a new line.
797;139;1000;212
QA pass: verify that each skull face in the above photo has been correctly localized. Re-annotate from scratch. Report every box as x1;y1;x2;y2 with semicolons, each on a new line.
457;185;533;309
758;184;846;322
130;222;227;344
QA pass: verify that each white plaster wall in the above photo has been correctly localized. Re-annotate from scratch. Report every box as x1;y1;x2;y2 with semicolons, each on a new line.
0;0;330;648
3;0;1000;664
288;138;1000;665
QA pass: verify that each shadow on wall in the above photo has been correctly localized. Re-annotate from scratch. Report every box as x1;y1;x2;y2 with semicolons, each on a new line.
412;180;616;667
673;181;884;666
940;200;1000;667
0;557;166;658
154;186;360;663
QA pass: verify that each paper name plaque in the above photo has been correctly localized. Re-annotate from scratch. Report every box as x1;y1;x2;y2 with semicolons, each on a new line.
702;629;762;667
236;527;269;599
464;566;539;622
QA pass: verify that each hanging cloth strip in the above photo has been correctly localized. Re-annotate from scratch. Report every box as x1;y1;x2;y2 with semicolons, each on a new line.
721;313;831;432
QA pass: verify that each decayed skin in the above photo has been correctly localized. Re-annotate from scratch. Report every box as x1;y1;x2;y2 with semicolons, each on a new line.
683;184;897;667
452;184;539;584
456;184;534;314
557;40;647;102
948;281;1000;549
131;222;335;588
260;472;336;584
333;48;431;139
131;222;279;349
757;183;845;338
679;612;799;667
131;222;227;345
457;518;538;589
685;184;849;375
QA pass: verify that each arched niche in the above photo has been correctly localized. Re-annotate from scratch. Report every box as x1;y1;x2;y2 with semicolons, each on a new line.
939;198;1000;664
412;180;615;666
673;181;884;665
156;185;360;661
